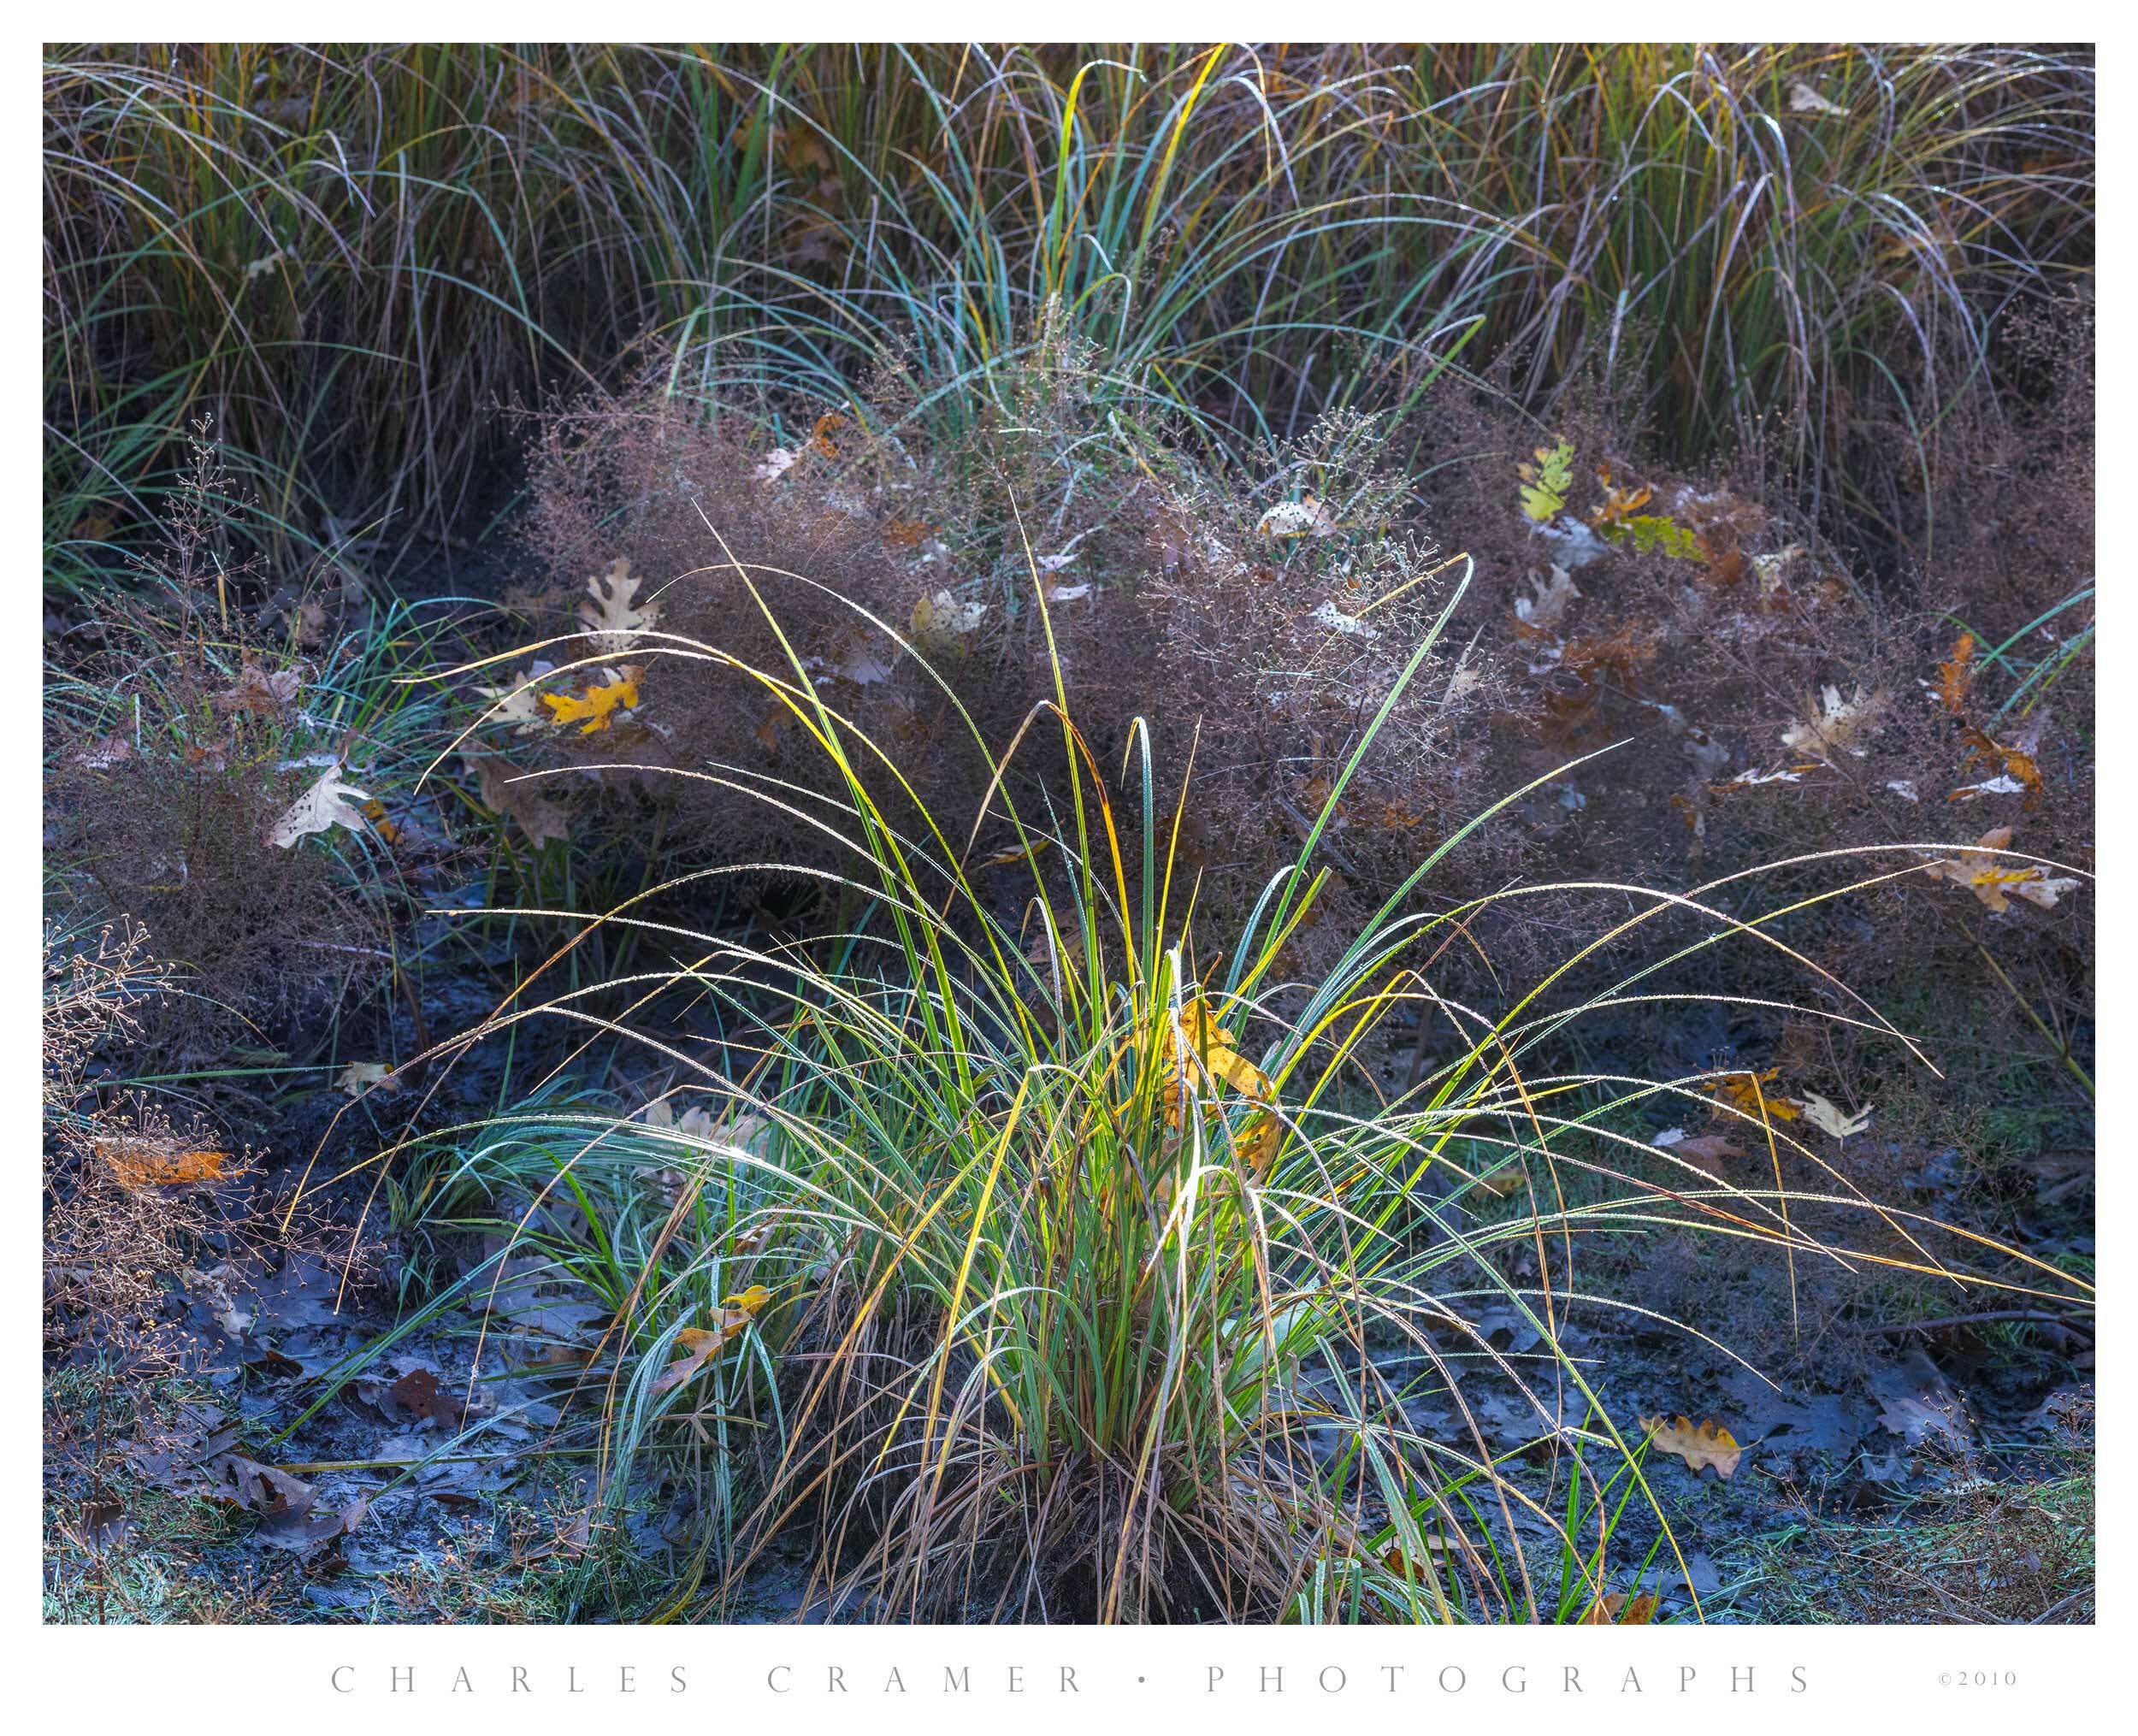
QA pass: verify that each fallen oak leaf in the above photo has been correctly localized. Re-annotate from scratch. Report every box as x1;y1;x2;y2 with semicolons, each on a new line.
1787;80;1849;116
807;410;848;458
358;798;403;847
268;764;371;847
1516;440;1574;523
389;1367;470;1428
1950;775;2030;801
1921;828;2081;913
1958;726;2044;805
1699;1068;1799;1122
541;667;641;735
1638;1414;1742;1479
1380;1532;1452;1576
1660;1133;1745;1166
211;661;303;717
909;589;986;656
1308;598;1379;639
465;755;571;847
1589;464;1654;528
1513;564;1581;635
70;729;135;771
1256;496;1334;539
475;667;552;734
1792;1091;1873;1139
1579;1590;1659;1624
752;446;798;484
1781;683;1881;762
337;1060;400;1097
1237;1107;1284;1182
579;558;658;652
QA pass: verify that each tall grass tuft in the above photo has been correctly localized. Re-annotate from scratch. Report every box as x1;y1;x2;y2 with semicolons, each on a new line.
319;534;2091;1622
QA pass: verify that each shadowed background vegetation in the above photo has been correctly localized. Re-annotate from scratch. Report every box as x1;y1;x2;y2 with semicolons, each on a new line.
46;42;2093;590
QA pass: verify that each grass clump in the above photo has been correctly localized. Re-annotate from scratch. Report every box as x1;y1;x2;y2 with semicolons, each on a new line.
324;530;2089;1623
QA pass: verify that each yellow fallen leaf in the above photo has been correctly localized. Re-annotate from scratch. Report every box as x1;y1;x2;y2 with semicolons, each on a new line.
541;667;641;735
1517;441;1574;522
1699;1068;1799;1122
1468;1164;1528;1198
1639;1414;1742;1479
1237;1107;1283;1181
977;838;1050;870
1922;827;2081;913
1169;1000;1272;1102
651;1284;773;1395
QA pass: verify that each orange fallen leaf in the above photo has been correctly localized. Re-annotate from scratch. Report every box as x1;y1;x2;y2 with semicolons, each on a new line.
358;799;404;847
1589;464;1654;528
1937;632;1976;715
1959;727;2043;806
1381;1533;1451;1576
808;411;849;458
95;1137;228;1190
1639;1414;1742;1479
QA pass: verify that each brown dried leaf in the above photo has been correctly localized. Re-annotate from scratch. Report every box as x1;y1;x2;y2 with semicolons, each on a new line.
212;661;304;717
1639;1414;1742;1479
467;756;571;847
